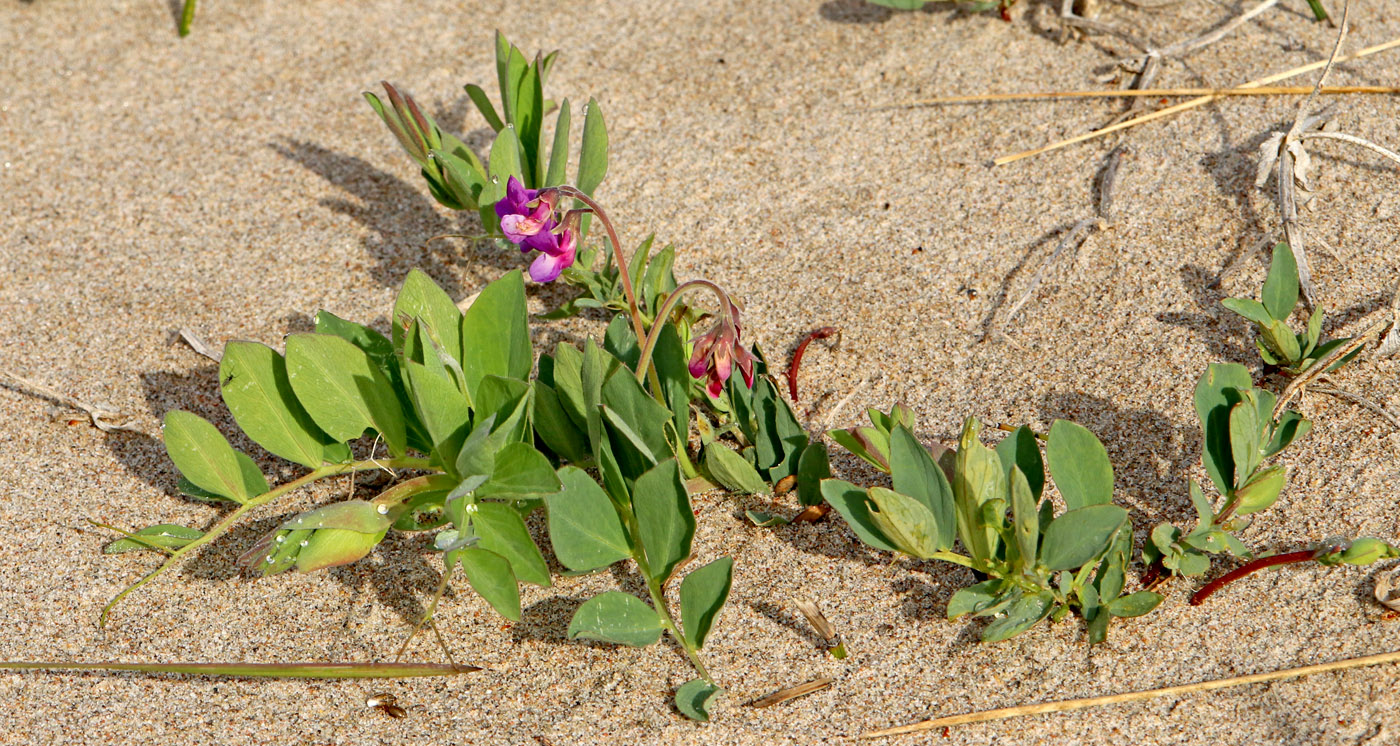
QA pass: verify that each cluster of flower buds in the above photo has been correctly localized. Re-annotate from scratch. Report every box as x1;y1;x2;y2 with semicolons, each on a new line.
495;176;577;283
688;304;755;398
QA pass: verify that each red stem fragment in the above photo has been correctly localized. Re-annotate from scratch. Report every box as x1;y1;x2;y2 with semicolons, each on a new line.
786;326;839;402
1189;550;1318;606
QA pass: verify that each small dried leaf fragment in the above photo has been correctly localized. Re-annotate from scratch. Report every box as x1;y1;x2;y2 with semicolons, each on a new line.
1375;569;1400;612
748;677;834;708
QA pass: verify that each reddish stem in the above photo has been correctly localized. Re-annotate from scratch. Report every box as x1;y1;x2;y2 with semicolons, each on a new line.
1189;550;1318;606
786;326;839;402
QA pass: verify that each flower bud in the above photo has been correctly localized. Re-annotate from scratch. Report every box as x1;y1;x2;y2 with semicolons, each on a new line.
240;501;391;576
1340;537;1392;566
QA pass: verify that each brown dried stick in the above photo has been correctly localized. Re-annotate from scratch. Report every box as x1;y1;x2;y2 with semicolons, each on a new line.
863;650;1400;737
993;37;1400;166
900;85;1400;106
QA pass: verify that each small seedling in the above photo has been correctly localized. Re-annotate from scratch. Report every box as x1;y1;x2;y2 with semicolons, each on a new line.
1222;243;1355;374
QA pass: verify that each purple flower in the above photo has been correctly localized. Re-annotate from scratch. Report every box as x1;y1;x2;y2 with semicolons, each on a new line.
496;176;557;251
688;311;755;398
527;227;577;283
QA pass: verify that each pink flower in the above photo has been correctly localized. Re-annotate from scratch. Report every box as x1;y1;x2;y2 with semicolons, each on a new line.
688;311;755;397
527;227;577;283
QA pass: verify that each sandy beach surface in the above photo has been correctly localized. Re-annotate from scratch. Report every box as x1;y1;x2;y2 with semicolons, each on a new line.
2;0;1399;743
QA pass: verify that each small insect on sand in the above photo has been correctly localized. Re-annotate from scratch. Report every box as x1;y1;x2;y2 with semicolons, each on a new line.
367;692;407;718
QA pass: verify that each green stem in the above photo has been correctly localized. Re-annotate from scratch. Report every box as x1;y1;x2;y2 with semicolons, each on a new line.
100;457;434;627
553;187;646;343
178;0;197;36
617;503;714;684
1304;0;1330;21
0;661;475;678
927;550;978;569
633;278;731;385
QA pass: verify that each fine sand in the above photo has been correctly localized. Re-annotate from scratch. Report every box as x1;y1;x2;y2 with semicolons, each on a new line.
2;1;1399;743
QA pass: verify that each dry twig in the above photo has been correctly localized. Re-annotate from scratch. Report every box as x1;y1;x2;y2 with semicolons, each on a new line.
863;650;1400;737
0;370;143;434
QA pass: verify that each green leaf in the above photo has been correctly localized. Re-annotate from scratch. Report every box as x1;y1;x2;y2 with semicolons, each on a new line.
1228;397;1263;488
531;380;590;463
548;343;590;434
514;57;545;185
544;98;571;187
464;83;504;132
494;31;522;124
470;502;551;586
1009;466;1039;574
392;269;464;367
1039;505;1128;571
1263;410;1311;457
947;579;1007;619
1107;591;1163;618
632;459;694;584
675;679;722;722
679;556;733;649
103;524;204;554
1194;364;1253;495
1234;465;1285;515
1262;243;1299;321
1263;319;1302;363
981;591;1054;642
820;479;898;553
890;425;956;550
281;501;392;533
162;411;268;503
1045;420;1114;510
474;375;534;447
1189;480;1214;527
577;97;608;197
455;547;521;621
1221;297;1274;327
219;341;349;468
796;442;831;508
745;510;790;527
995;425;1044;500
404;359;471;463
546;467;632;572
460;270;531;402
952;417;1004;564
866;487;943;559
704;443;769;495
650;322;691;439
477;442;561;499
567;591;663;647
284;333;408;457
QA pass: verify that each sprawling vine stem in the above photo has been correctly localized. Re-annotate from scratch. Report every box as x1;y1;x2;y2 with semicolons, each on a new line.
100;456;433;627
1188;550;1317;605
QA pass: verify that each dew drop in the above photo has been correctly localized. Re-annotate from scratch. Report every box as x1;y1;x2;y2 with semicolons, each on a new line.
275;535;285;543
377;505;389;515
300;540;309;547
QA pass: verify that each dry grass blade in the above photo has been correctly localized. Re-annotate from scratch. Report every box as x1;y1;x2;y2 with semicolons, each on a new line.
1310;386;1400;430
994;37;1400;166
899;85;1399;107
793;599;838;641
862;650;1400;737
748;677;834;708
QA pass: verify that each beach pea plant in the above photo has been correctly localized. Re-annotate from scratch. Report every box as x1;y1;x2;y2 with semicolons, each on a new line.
365;32;608;240
823;417;1161;643
1143;363;1400;604
101;165;827;719
1222;244;1356;375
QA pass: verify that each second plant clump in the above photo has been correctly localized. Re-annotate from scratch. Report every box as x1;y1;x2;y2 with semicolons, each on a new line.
96;34;1399;724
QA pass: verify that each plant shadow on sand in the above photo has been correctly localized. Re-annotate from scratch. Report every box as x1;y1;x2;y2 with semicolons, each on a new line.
270;139;515;298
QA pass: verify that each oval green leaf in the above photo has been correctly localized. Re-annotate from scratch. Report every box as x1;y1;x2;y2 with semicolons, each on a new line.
567;591;663;647
1046;420;1114;510
162;410;268;503
679;557;733;650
